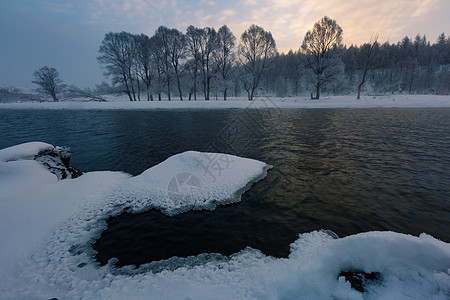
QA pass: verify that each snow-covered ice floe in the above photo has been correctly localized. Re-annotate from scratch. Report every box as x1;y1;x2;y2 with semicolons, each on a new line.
114;151;272;215
0;142;449;299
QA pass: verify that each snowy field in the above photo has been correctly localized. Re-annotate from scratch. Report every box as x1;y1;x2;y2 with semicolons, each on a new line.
0;94;449;110
0;142;449;299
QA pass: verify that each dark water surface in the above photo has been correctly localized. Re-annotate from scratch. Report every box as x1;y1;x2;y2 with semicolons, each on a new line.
1;108;449;267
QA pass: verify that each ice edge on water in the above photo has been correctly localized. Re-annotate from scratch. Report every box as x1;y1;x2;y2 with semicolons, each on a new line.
0;142;449;299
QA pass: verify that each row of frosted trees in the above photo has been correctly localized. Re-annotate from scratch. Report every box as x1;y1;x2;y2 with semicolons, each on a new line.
266;33;450;98
98;24;276;101
97;18;450;101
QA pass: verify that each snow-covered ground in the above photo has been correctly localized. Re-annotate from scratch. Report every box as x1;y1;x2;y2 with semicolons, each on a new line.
0;142;449;299
0;94;449;109
0;85;42;103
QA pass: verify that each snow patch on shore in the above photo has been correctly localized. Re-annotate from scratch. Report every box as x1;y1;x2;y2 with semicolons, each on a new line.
0;94;449;110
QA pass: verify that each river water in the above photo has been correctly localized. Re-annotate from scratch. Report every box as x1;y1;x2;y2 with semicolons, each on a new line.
1;107;449;267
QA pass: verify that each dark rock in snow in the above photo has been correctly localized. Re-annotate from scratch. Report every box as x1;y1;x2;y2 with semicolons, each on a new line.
339;270;381;292
34;146;82;179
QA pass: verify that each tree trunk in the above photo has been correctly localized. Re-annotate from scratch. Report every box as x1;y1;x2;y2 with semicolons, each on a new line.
357;82;363;99
136;78;141;101
167;78;171;101
130;80;136;101
51;92;58;102
176;72;183;100
409;62;416;94
249;87;256;100
206;76;211;100
358;56;370;99
126;90;133;101
146;82;150;101
193;80;197;100
316;84;320;99
203;75;208;100
224;88;227;100
123;73;133;101
129;69;137;101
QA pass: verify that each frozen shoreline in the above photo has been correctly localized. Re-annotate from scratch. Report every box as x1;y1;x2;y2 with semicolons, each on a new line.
1;131;449;298
0;94;449;110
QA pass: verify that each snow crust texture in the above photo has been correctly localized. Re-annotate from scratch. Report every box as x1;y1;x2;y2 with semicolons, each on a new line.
0;142;449;299
113;151;272;215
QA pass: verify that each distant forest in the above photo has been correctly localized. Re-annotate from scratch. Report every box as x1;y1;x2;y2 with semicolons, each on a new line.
91;17;450;100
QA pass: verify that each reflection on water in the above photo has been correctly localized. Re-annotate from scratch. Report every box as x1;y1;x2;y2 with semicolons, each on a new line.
1;107;449;265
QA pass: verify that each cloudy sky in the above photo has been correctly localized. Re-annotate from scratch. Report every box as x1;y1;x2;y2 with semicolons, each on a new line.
1;0;449;89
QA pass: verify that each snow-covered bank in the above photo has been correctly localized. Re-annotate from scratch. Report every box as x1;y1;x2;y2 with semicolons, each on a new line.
0;142;449;299
0;94;449;110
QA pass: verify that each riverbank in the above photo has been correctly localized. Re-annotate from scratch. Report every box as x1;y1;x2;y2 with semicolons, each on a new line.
0;94;449;110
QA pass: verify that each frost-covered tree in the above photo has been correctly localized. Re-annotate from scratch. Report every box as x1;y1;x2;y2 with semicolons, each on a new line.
434;33;449;65
167;28;187;100
199;27;218;100
97;32;137;101
134;33;153;101
301;16;343;99
32;66;64;102
153;26;187;101
239;24;277;100
357;35;378;99
153;26;174;100
215;25;236;100
186;26;204;100
94;24;450;99
149;34;165;101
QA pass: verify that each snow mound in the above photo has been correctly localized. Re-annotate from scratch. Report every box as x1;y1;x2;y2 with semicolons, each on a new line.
284;231;450;299
0;142;59;200
0;141;53;162
113;151;272;215
0;142;82;179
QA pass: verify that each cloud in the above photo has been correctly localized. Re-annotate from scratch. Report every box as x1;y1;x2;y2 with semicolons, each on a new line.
36;0;444;49
216;0;444;51
244;0;257;5
304;0;440;44
218;9;236;23
21;0;447;51
410;0;437;17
